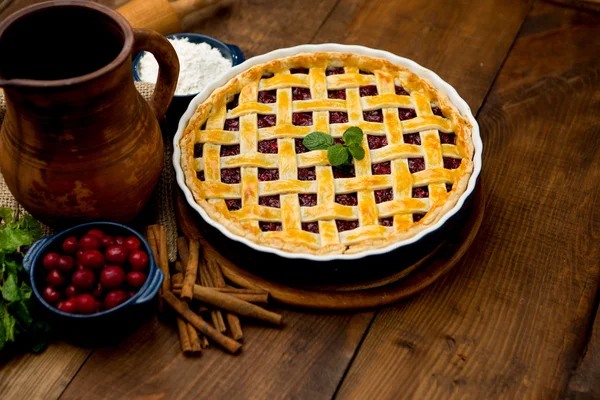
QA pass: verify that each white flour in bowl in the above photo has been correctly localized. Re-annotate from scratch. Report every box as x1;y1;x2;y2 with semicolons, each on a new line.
138;38;232;96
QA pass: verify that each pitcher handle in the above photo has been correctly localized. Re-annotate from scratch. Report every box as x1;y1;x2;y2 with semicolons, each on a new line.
132;28;180;120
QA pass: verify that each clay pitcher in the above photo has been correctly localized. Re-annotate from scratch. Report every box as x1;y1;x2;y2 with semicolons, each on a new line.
0;1;179;226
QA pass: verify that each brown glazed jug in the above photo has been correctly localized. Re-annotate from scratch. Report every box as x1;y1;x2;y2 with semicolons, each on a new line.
0;1;179;226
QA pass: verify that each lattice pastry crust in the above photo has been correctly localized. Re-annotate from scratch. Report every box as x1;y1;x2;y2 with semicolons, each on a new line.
179;53;474;255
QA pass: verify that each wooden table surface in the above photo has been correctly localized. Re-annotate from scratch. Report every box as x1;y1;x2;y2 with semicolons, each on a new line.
1;0;599;399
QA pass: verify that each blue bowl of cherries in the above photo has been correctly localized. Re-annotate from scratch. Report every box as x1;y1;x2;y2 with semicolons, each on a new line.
23;222;163;322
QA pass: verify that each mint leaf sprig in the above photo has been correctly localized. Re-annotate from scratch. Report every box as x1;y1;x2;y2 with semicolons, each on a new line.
0;208;49;354
303;127;365;166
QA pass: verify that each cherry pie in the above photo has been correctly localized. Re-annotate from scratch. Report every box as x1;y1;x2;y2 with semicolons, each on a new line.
179;53;474;255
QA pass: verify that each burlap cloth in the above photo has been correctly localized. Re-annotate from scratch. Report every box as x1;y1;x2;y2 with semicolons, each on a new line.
0;83;178;261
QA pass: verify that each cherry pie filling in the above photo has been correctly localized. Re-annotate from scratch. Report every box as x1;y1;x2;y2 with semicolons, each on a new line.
259;195;280;208
258;90;277;104
192;64;467;240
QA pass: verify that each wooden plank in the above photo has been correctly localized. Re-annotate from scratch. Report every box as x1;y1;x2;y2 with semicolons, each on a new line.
336;2;600;398
311;0;533;112
177;0;340;58
58;312;372;400
0;344;90;400
568;304;600;399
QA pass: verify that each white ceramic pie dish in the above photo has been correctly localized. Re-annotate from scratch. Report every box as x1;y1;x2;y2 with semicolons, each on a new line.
173;43;482;262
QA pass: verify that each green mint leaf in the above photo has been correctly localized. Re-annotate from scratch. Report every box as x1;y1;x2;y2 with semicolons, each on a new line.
327;144;350;166
342;127;364;146
303;132;333;151
1;304;16;343
10;300;32;329
17;216;43;242
1;273;20;303
348;143;365;160
0;226;36;253
0;208;13;225
19;282;32;301
0;304;7;350
3;256;20;276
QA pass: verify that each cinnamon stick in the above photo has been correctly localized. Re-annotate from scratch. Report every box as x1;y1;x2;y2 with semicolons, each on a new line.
182;239;199;301
176;315;193;354
226;313;243;341
218;288;269;296
206;259;243;340
162;292;241;354
191;285;282;326
172;288;268;304
187;323;202;353
172;272;183;284
149;225;171;299
177;237;190;266
175;261;183;274
200;335;209;348
171;284;268;297
146;226;160;264
199;259;226;332
172;273;198;355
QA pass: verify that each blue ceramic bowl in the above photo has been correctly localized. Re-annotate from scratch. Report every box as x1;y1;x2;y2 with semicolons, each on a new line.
23;222;163;320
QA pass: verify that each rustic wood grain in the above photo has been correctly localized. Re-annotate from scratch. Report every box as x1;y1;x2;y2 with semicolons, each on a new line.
176;0;341;58
567;304;600;399
335;2;600;398
311;0;533;112
58;312;373;400
0;344;90;400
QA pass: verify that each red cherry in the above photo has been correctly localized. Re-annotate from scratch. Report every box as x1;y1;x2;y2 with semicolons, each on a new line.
100;265;125;289
79;234;101;250
128;292;136;298
104;290;129;309
65;285;78;298
71;269;95;291
92;283;104;298
80;249;104;270
95;300;105;312
126;271;147;289
105;245;128;264
128;250;149;271
56;255;75;273
115;236;125;245
124;236;141;252
46;270;65;287
57;299;78;314
76;249;85;261
42;286;61;304
87;229;105;238
101;235;115;248
76;263;86;271
43;253;60;270
62;236;78;253
76;294;97;314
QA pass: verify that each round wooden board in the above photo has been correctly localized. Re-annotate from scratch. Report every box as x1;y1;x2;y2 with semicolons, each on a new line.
176;184;485;311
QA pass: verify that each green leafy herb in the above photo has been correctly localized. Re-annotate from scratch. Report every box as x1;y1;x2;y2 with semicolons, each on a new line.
303;127;365;166
0;208;47;354
327;144;350;166
348;143;365;160
342;127;363;146
302;131;333;150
